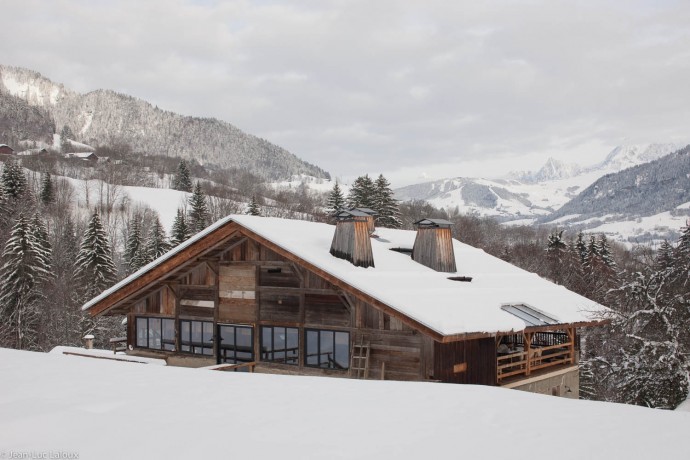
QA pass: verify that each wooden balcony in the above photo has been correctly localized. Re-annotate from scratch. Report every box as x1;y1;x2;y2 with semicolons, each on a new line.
496;328;577;384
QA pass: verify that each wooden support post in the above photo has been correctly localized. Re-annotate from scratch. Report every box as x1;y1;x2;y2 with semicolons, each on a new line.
524;332;532;376
567;327;576;365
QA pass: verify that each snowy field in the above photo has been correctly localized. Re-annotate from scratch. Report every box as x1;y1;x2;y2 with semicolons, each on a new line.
1;347;690;460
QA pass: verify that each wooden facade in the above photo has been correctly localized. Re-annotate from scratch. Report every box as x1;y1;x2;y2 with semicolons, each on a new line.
0;144;15;155
412;219;457;273
87;219;596;393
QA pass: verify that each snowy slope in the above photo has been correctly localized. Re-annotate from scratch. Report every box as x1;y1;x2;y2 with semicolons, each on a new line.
1;347;689;460
395;144;681;222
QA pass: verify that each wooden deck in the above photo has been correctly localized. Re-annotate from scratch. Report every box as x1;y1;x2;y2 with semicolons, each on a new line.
496;328;577;384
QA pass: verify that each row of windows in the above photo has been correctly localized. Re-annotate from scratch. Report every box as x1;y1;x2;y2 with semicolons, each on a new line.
135;317;349;370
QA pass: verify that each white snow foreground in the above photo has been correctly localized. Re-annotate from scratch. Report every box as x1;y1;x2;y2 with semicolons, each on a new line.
1;348;689;460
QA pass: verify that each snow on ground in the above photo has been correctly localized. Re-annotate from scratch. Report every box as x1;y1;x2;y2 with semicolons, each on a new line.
269;174;347;195
49;346;167;365
60;176;190;231
1;347;689;460
586;211;689;246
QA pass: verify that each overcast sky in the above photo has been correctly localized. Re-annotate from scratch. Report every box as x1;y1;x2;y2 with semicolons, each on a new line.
3;0;690;186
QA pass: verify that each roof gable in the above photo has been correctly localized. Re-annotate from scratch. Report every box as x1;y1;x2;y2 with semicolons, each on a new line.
83;215;609;338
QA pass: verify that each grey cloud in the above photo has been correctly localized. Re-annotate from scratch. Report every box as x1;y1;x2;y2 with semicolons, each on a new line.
2;0;690;185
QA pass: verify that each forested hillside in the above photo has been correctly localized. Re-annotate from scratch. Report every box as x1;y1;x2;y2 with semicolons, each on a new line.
0;65;329;180
545;145;690;222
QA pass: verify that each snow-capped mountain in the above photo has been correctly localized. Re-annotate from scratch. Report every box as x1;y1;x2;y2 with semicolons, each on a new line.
538;145;690;245
394;143;684;230
512;157;583;183
0;65;329;180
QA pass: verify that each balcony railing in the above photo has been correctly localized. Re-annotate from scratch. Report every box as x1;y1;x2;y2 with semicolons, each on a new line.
496;329;576;383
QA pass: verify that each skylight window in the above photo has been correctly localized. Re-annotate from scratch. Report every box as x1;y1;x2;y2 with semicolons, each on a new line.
501;304;558;327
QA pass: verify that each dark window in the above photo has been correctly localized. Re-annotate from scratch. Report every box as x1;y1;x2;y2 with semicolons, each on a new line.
261;326;298;365
218;324;254;366
180;320;214;356
305;329;349;369
135;317;175;351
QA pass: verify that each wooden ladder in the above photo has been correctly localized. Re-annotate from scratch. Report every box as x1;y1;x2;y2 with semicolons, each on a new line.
350;337;371;379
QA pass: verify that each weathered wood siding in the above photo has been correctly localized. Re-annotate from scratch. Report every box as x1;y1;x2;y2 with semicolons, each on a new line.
433;338;496;385
330;219;374;268
412;227;457;273
218;265;257;322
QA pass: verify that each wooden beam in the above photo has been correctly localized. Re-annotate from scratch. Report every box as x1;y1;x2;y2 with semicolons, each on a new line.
87;222;243;316
256;286;339;296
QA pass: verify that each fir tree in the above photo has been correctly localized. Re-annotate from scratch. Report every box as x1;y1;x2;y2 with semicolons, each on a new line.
1;160;27;200
125;215;146;273
655;240;674;272
673;222;690;286
247;195;261;216
373;174;402;228
74;211;117;299
0;214;51;350
29;214;53;280
188;182;210;234
144;217;171;262
326;181;346;214
575;232;588;265
40;172;54;206
170;208;190;246
599;234;616;268
347;175;376;209
546;230;567;254
172;160;193;192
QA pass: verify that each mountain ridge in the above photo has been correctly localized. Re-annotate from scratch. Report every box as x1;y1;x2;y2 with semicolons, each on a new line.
0;64;329;180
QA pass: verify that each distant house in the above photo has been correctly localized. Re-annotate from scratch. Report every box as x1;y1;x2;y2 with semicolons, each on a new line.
82;213;609;398
64;152;98;162
0;144;15;155
16;148;49;157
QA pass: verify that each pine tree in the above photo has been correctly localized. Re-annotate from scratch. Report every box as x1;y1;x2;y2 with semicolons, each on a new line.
373;174;402;228
172;160;193;192
673;222;690;286
0;214;51;350
1;160;27;200
144;217;171;262
347;175;376;209
545;230;568;284
247;195;261;216
170;208;190;246
326;182;346;214
188;182;210;234
546;230;567;254
599;234;616;268
51;215;82;347
575;232;588;265
125;215;146;273
29;214;53;280
655;240;674;272
74;211;117;299
40;172;54;206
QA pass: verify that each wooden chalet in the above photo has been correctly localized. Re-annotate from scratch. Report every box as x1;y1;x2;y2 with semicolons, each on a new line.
0;144;15;155
83;215;609;398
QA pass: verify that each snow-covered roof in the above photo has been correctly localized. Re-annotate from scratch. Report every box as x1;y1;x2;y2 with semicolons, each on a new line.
2;347;689;460
83;215;609;337
64;151;97;158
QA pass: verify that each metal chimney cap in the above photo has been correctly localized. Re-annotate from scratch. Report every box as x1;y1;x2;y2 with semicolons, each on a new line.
413;218;453;228
334;209;370;220
351;207;379;216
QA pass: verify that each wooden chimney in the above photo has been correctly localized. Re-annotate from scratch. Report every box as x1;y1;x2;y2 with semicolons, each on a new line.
330;210;375;268
351;207;378;234
412;218;457;272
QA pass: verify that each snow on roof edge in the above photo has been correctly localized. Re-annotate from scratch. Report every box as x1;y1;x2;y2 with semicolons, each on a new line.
81;215;236;312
